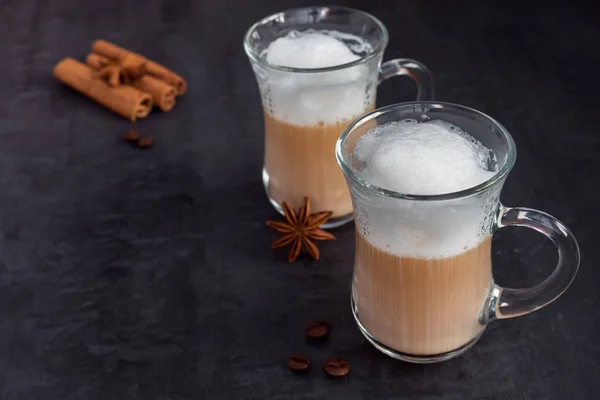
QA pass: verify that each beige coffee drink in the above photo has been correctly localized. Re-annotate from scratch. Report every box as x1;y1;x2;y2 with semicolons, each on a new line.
351;120;499;356
261;31;376;216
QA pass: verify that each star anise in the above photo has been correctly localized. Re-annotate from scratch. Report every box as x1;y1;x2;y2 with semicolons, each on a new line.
266;197;336;263
119;53;147;81
97;64;130;87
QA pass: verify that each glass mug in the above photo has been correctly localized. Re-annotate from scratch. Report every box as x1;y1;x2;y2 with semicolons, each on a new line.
336;102;580;363
244;6;434;228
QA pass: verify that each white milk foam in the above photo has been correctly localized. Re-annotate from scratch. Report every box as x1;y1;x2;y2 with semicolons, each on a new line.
355;120;495;195
261;30;374;126
352;119;500;258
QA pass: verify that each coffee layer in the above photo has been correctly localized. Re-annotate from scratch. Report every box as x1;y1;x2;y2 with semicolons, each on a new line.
263;112;366;217
353;232;492;356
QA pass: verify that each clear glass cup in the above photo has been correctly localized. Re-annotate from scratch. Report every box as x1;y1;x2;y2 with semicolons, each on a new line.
336;102;580;363
244;6;434;228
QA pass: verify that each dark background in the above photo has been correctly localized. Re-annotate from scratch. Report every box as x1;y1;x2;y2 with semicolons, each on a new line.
0;0;599;399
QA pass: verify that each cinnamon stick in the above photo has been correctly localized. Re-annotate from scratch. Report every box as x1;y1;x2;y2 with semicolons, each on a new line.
86;53;176;112
92;39;187;95
131;75;176;112
85;52;111;70
53;57;153;122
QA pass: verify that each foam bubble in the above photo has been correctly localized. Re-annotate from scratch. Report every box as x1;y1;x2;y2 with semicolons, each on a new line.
352;120;500;258
260;30;375;126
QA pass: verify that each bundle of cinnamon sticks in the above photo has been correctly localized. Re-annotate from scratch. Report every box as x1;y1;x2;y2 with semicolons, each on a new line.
53;40;187;121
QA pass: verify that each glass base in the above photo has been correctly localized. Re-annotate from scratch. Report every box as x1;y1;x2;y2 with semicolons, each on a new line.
262;168;354;229
351;296;484;364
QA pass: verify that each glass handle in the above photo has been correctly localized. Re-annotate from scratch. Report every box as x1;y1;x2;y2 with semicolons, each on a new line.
483;206;580;322
378;58;435;101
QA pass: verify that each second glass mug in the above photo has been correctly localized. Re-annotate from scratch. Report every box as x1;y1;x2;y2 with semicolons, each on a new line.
244;6;434;227
336;102;580;363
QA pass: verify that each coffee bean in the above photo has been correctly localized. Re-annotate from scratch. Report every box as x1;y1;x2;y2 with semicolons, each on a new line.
124;129;141;143
323;357;350;377
137;136;155;149
306;321;330;338
288;354;310;371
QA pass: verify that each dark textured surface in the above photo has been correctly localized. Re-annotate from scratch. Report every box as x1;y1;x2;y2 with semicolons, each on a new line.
0;1;599;399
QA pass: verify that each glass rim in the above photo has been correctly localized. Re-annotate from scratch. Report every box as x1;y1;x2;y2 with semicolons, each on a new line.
335;102;518;201
243;6;389;74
